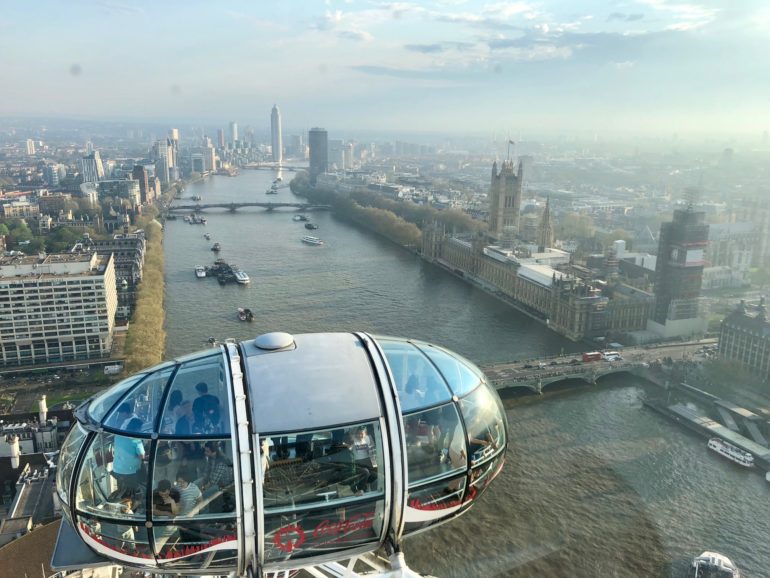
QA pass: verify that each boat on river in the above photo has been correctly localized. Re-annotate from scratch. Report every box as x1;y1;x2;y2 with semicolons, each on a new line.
293;214;309;222
707;438;753;468
204;233;211;240
195;266;206;278
191;195;202;201
237;307;254;322
689;551;740;577
211;242;221;252
233;268;250;284
301;235;324;246
305;223;318;230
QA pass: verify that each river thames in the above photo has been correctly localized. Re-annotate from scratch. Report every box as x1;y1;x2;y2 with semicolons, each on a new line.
163;170;770;577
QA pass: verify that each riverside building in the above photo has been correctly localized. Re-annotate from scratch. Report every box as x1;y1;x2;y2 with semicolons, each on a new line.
0;252;117;367
719;300;770;382
422;227;653;342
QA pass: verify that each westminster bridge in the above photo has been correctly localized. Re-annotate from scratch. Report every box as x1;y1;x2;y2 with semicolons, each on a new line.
479;339;714;394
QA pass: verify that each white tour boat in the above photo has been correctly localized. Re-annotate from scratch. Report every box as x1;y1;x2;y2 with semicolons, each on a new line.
234;269;250;284
194;266;206;278
707;437;754;468
301;235;324;246
690;551;740;577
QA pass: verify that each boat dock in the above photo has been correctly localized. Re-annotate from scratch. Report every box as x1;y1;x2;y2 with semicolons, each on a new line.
644;388;770;471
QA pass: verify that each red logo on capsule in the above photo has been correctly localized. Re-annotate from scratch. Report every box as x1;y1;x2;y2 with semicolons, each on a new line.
274;524;306;553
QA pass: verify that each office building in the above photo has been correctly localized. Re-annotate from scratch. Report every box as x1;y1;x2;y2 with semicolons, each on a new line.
79;152;105;183
0;252;117;366
308;127;328;184
271;105;283;164
217;128;226;149
132;165;151;204
648;205;709;338
229;121;239;146
288;134;305;158
719;300;770;381
36;192;70;216
152;139;171;184
328;139;345;171
488;160;523;242
96;180;141;205
25;139;35;156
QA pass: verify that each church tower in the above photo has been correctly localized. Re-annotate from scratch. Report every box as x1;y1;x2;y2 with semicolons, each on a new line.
537;197;554;252
488;160;523;242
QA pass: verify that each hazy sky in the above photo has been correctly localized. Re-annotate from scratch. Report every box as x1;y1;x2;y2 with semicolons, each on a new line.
0;0;768;137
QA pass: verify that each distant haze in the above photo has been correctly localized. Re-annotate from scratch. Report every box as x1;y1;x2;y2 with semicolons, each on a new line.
0;0;768;138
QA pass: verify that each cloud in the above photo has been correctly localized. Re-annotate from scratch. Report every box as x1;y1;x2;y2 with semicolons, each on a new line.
637;0;719;28
607;12;645;22
351;65;436;79
226;11;281;30
404;41;476;54
613;60;636;69
95;1;144;16
405;43;444;53
312;9;344;31
338;29;374;41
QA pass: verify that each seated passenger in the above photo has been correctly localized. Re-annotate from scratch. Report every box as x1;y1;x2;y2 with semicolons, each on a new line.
152;479;180;517
175;469;202;516
197;442;235;512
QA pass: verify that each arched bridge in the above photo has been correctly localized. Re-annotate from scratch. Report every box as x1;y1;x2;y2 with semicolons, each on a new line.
482;362;668;394
167;202;332;212
478;340;711;394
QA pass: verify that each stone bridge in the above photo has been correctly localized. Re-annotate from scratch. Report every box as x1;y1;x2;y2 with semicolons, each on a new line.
483;362;670;395
167;202;332;212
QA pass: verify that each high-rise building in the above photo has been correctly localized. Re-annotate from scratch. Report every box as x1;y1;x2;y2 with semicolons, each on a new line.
229;121;239;146
79;152;105;183
488;160;523;242
271;105;283;164
288;134;305;159
0;252;117;366
152;140;170;184
328;139;344;171
648;205;709;338
217;128;226;149
132;165;151;204
25;139;35;156
168;129;179;175
308;127;328;184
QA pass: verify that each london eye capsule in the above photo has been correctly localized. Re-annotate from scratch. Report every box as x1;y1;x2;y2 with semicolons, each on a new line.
53;332;508;575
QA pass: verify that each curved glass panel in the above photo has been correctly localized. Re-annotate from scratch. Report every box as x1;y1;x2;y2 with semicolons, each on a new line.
56;424;87;505
415;343;483;397
403;404;466;487
459;383;506;467
152;439;236;520
153;520;238;570
159;354;230;436
379;339;452;412
467;453;505;501
87;372;147;423
76;432;149;519
264;500;385;564
262;422;384;510
104;367;174;433
77;514;154;567
403;475;467;535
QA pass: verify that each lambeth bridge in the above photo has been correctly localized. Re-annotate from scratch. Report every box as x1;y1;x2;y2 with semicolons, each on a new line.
479;339;713;394
167;202;332;213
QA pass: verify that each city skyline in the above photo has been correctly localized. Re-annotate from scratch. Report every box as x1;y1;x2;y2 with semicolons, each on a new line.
0;1;768;138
